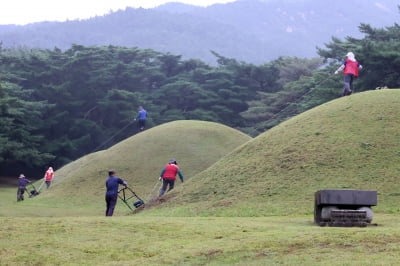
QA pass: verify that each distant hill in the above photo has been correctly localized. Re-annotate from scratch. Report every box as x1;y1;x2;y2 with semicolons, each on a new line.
151;90;400;216
0;0;398;64
25;120;251;216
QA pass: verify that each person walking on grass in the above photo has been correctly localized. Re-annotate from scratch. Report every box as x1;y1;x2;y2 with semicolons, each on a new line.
44;166;54;189
135;106;147;131
17;174;31;201
105;170;128;216
159;159;184;197
334;52;362;96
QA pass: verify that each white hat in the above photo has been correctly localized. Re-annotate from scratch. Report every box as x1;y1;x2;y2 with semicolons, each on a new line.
19;174;25;178
346;52;356;61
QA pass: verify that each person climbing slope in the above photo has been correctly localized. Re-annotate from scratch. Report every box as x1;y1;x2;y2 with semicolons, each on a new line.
334;52;362;96
159;159;184;197
43;167;54;189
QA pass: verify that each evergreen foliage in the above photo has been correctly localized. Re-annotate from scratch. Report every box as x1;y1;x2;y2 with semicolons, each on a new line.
1;15;400;175
0;0;398;64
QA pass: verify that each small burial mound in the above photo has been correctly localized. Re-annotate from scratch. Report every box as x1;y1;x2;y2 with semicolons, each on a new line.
27;120;251;216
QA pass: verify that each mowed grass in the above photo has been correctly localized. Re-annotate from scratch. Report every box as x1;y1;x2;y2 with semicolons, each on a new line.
2;90;400;265
155;90;400;216
6;120;251;217
1;212;400;265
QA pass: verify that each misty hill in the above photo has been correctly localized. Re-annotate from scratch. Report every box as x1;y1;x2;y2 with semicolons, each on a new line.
0;0;398;64
149;90;400;217
23;120;251;216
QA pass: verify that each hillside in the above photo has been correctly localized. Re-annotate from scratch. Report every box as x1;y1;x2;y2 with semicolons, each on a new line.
0;0;398;64
3;90;400;266
21;120;251;216
147;90;400;216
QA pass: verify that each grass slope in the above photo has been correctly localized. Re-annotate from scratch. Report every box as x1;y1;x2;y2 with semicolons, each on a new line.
8;120;250;216
149;90;400;216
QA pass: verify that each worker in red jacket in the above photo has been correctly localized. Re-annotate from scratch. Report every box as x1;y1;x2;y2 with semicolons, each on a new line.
44;167;54;189
159;159;184;197
334;52;362;96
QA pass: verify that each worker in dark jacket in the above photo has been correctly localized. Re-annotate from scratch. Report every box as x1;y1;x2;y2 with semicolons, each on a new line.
159;159;184;197
17;174;31;201
105;170;128;216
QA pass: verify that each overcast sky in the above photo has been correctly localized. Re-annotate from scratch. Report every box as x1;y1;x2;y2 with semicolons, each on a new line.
0;0;237;25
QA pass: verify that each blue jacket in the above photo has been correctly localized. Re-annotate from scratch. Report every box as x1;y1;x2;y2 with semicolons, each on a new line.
137;109;147;120
105;176;127;196
18;178;30;189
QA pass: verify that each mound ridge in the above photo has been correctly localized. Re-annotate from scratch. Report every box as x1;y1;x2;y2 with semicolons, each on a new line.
154;90;400;216
29;120;251;214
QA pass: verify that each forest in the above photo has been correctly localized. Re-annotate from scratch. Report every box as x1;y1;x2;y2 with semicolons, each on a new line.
1;21;400;176
0;0;398;64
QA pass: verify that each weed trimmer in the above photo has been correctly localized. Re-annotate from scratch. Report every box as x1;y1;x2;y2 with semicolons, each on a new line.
37;179;45;192
146;180;163;203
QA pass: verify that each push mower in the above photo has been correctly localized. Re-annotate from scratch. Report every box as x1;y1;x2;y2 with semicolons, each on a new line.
27;182;41;198
118;186;145;212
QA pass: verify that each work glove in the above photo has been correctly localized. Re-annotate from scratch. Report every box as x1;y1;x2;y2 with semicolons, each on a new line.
159;176;162;181
334;70;338;75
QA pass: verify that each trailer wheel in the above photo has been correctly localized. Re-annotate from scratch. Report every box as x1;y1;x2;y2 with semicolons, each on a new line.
321;206;338;221
358;207;373;223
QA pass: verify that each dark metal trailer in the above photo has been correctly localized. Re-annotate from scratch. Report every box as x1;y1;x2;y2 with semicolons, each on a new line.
314;189;377;227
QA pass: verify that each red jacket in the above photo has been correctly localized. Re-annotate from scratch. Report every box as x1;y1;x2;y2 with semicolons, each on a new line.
161;164;183;181
343;59;360;77
45;169;54;181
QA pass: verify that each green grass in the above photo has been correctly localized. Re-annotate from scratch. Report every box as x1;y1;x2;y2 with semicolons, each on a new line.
7;120;251;217
1;214;400;265
156;90;400;216
2;90;400;265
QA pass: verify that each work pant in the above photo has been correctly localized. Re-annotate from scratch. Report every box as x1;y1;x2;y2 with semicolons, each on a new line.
343;74;355;96
159;179;175;197
17;188;26;201
45;181;52;189
138;119;146;131
105;194;118;216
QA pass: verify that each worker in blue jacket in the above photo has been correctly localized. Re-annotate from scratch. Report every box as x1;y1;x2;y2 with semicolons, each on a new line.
135;106;147;131
17;174;31;201
105;170;128;216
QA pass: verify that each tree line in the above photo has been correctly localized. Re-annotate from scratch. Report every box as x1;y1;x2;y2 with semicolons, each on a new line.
1;20;400;176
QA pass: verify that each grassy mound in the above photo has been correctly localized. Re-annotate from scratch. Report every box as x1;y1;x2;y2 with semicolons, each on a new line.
149;90;400;216
22;120;251;216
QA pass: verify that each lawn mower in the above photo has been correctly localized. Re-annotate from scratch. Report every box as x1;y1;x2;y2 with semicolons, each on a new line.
27;182;41;198
118;186;145;212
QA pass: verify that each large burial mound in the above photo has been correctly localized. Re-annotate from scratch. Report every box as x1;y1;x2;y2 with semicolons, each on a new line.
150;90;400;217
